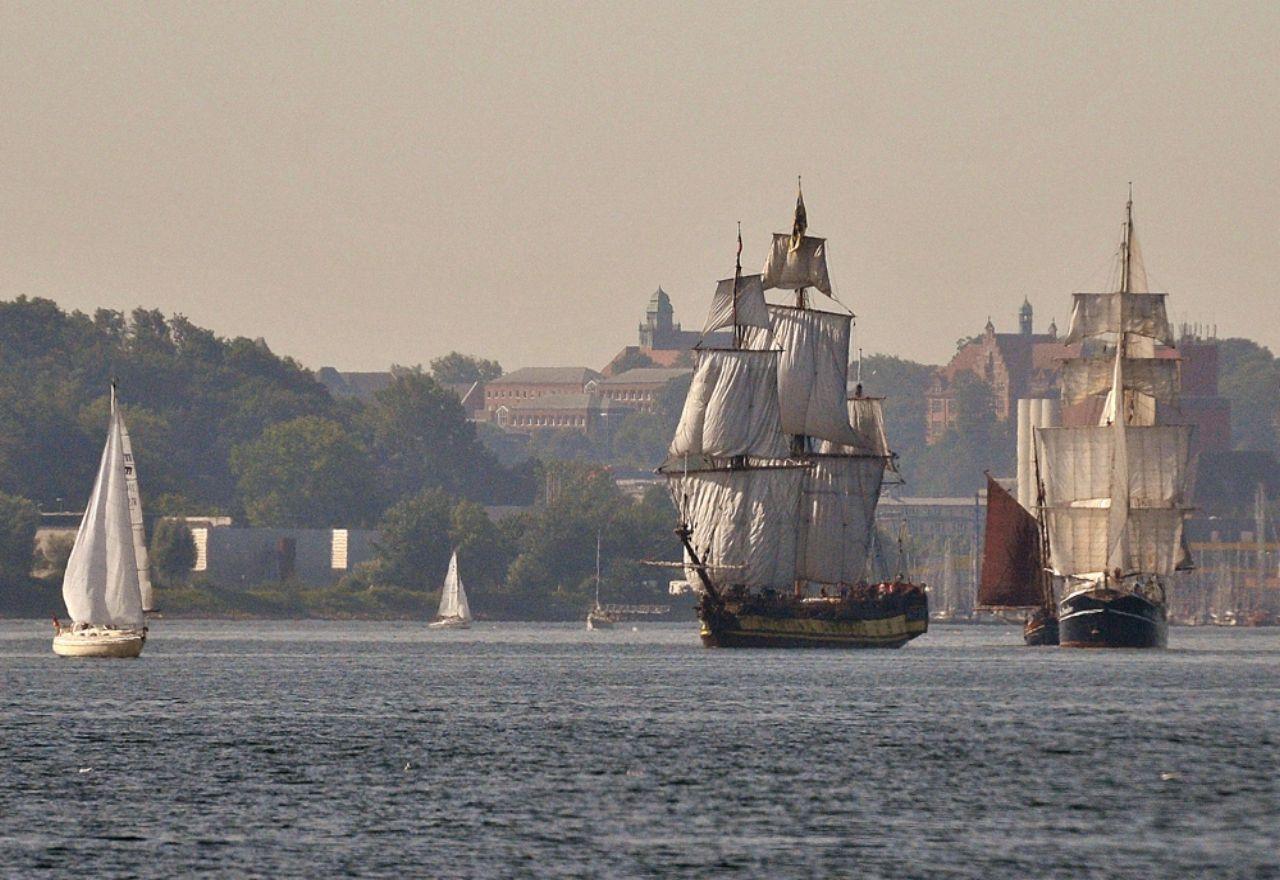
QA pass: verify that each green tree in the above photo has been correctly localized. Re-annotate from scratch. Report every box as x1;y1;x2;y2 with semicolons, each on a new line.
367;373;511;502
429;352;503;385
1217;338;1279;452
231;416;376;527
0;492;39;587
370;488;454;591
150;519;196;585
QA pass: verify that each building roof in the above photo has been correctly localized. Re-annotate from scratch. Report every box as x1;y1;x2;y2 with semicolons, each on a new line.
598;367;692;386
315;368;395;400
488;367;602;387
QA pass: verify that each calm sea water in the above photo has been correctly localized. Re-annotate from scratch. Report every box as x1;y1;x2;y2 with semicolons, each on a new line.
1;620;1276;879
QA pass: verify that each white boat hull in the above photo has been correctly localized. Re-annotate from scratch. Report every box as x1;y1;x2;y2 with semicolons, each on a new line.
428;617;470;630
52;628;146;658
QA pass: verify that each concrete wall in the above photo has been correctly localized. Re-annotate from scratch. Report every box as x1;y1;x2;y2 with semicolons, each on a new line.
193;527;378;589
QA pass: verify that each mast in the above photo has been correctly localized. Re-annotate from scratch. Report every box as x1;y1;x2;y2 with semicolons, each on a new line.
595;531;602;608
732;222;742;350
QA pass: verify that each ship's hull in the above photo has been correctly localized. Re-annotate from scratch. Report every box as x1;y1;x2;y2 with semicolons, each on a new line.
698;587;928;649
1059;590;1166;649
52;627;146;658
428;616;470;630
1023;607;1059;646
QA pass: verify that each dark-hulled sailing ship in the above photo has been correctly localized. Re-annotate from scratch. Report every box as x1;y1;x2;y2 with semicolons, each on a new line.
659;188;928;648
978;474;1058;645
1035;194;1196;648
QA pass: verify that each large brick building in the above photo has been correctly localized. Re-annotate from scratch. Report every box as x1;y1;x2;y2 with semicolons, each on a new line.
589;367;692;413
483;366;602;417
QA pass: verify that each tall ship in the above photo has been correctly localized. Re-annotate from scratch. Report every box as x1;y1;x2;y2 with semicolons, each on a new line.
660;187;928;648
1035;194;1196;648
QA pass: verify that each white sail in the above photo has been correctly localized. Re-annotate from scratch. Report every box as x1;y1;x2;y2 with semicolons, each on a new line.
62;410;145;629
743;306;860;445
669;350;788;460
760;234;831;293
117;413;154;612
1062;292;1174;345
701;274;772;337
667;465;804;589
1042;507;1186;578
1036;425;1193;509
1061;357;1180;407
436;551;471;621
796;455;886;586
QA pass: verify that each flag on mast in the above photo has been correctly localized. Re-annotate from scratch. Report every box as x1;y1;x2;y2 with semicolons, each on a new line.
790;177;807;252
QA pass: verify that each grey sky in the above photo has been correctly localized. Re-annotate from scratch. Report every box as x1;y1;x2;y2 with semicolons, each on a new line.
3;2;1277;372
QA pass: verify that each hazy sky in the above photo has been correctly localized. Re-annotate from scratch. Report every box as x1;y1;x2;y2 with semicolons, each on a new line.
3;2;1278;372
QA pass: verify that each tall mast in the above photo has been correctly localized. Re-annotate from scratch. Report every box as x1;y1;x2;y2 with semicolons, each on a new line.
732;222;743;350
595;531;602;607
793;175;807;310
1121;183;1134;296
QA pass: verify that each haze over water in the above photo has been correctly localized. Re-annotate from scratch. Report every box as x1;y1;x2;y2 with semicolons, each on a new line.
2;621;1276;878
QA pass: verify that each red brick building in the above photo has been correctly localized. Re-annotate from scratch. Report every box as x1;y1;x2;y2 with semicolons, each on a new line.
483;367;602;417
588;367;691;413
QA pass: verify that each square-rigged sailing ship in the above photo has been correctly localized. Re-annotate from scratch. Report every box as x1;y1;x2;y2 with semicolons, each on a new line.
659;188;928;648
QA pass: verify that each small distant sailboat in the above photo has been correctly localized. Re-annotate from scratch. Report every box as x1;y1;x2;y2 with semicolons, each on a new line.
586;533;617;630
52;385;149;658
428;551;472;629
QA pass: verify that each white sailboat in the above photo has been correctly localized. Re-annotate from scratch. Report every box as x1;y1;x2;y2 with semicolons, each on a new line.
53;387;149;658
586;533;617;630
429;551;472;629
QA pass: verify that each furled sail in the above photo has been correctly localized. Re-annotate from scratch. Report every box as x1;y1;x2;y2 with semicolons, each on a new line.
669;350;787;460
760;234;831;294
666;465;804;589
795;455;885;586
1060;357;1180;406
1063;292;1174;345
62;409;145;629
117;414;154;612
978;475;1044;608
436;551;472;621
743;306;860;445
701;274;772;337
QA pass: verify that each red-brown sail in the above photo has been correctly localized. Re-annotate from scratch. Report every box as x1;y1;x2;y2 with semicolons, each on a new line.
978;474;1044;608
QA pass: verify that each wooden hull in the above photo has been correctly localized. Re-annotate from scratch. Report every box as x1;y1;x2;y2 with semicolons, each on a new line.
52;629;145;658
1059;590;1167;649
698;587;928;649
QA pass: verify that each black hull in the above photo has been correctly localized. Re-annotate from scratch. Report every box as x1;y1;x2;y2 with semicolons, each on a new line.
698;586;929;649
1023;608;1059;646
1059;590;1167;649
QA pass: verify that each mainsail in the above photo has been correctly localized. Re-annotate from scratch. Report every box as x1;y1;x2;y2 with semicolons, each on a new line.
977;475;1044;608
436;551;472;622
62;407;146;629
117;406;155;612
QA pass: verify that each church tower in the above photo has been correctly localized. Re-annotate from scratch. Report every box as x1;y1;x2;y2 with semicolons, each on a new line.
1019;297;1034;336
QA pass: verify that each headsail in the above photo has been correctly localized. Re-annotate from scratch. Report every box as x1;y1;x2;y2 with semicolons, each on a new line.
62;408;145;629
